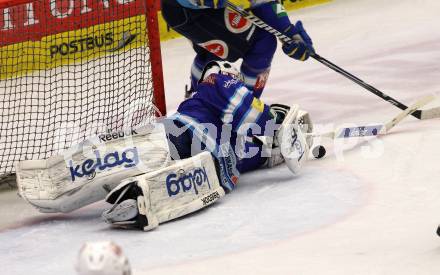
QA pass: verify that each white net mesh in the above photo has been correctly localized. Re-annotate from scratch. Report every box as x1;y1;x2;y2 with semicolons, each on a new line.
0;0;161;179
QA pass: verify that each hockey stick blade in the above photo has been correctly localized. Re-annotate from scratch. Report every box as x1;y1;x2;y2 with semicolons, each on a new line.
381;94;434;134
420;105;440;120
310;95;435;139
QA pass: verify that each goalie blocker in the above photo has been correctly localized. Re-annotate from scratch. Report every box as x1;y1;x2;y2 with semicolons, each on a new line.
102;151;225;231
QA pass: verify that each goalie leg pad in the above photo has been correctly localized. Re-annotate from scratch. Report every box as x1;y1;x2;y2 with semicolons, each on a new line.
103;151;225;231
16;124;172;213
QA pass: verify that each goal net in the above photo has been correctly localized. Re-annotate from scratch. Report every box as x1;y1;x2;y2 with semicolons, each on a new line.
0;0;166;184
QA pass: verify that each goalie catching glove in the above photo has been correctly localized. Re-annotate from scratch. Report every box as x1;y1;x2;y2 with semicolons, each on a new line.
102;151;225;231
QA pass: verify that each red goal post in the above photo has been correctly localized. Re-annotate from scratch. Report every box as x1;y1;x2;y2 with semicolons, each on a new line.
0;0;166;182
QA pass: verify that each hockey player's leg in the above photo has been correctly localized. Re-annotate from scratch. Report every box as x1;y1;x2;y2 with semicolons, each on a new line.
241;30;277;98
161;0;257;91
102;151;225;231
161;3;252;61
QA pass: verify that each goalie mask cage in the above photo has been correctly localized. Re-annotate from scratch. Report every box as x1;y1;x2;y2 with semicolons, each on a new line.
0;0;166;183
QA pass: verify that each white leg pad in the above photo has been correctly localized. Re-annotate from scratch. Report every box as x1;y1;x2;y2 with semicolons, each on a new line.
16;124;172;213
111;151;225;231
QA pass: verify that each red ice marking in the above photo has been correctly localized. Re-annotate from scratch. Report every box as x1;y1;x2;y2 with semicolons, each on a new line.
0;214;68;233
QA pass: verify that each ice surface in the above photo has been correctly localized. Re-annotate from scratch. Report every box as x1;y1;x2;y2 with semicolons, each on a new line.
0;166;365;275
1;0;440;274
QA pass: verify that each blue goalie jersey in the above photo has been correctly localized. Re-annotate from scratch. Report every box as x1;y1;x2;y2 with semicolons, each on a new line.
165;73;278;191
177;73;273;135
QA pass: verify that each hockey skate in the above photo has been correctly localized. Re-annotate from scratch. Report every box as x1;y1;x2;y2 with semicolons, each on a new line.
102;181;144;227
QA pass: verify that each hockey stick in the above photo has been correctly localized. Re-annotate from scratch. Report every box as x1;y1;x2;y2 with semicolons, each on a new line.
311;56;440;120
312;95;434;139
224;1;440;120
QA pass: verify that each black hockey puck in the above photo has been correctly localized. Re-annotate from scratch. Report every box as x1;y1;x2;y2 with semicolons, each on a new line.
437;225;440;237
312;145;326;159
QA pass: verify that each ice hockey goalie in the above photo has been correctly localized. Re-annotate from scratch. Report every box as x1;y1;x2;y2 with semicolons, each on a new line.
16;61;313;231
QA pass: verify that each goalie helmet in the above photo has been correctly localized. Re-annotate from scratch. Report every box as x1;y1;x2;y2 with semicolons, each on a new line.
75;241;131;275
199;61;244;83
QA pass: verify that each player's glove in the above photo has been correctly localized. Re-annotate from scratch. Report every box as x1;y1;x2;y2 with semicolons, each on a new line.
282;21;315;61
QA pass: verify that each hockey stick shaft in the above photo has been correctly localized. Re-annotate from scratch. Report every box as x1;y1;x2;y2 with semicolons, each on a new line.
310;55;421;119
224;1;438;120
312;95;434;139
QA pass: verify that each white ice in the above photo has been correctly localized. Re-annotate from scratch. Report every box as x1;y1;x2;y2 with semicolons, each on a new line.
1;0;440;274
